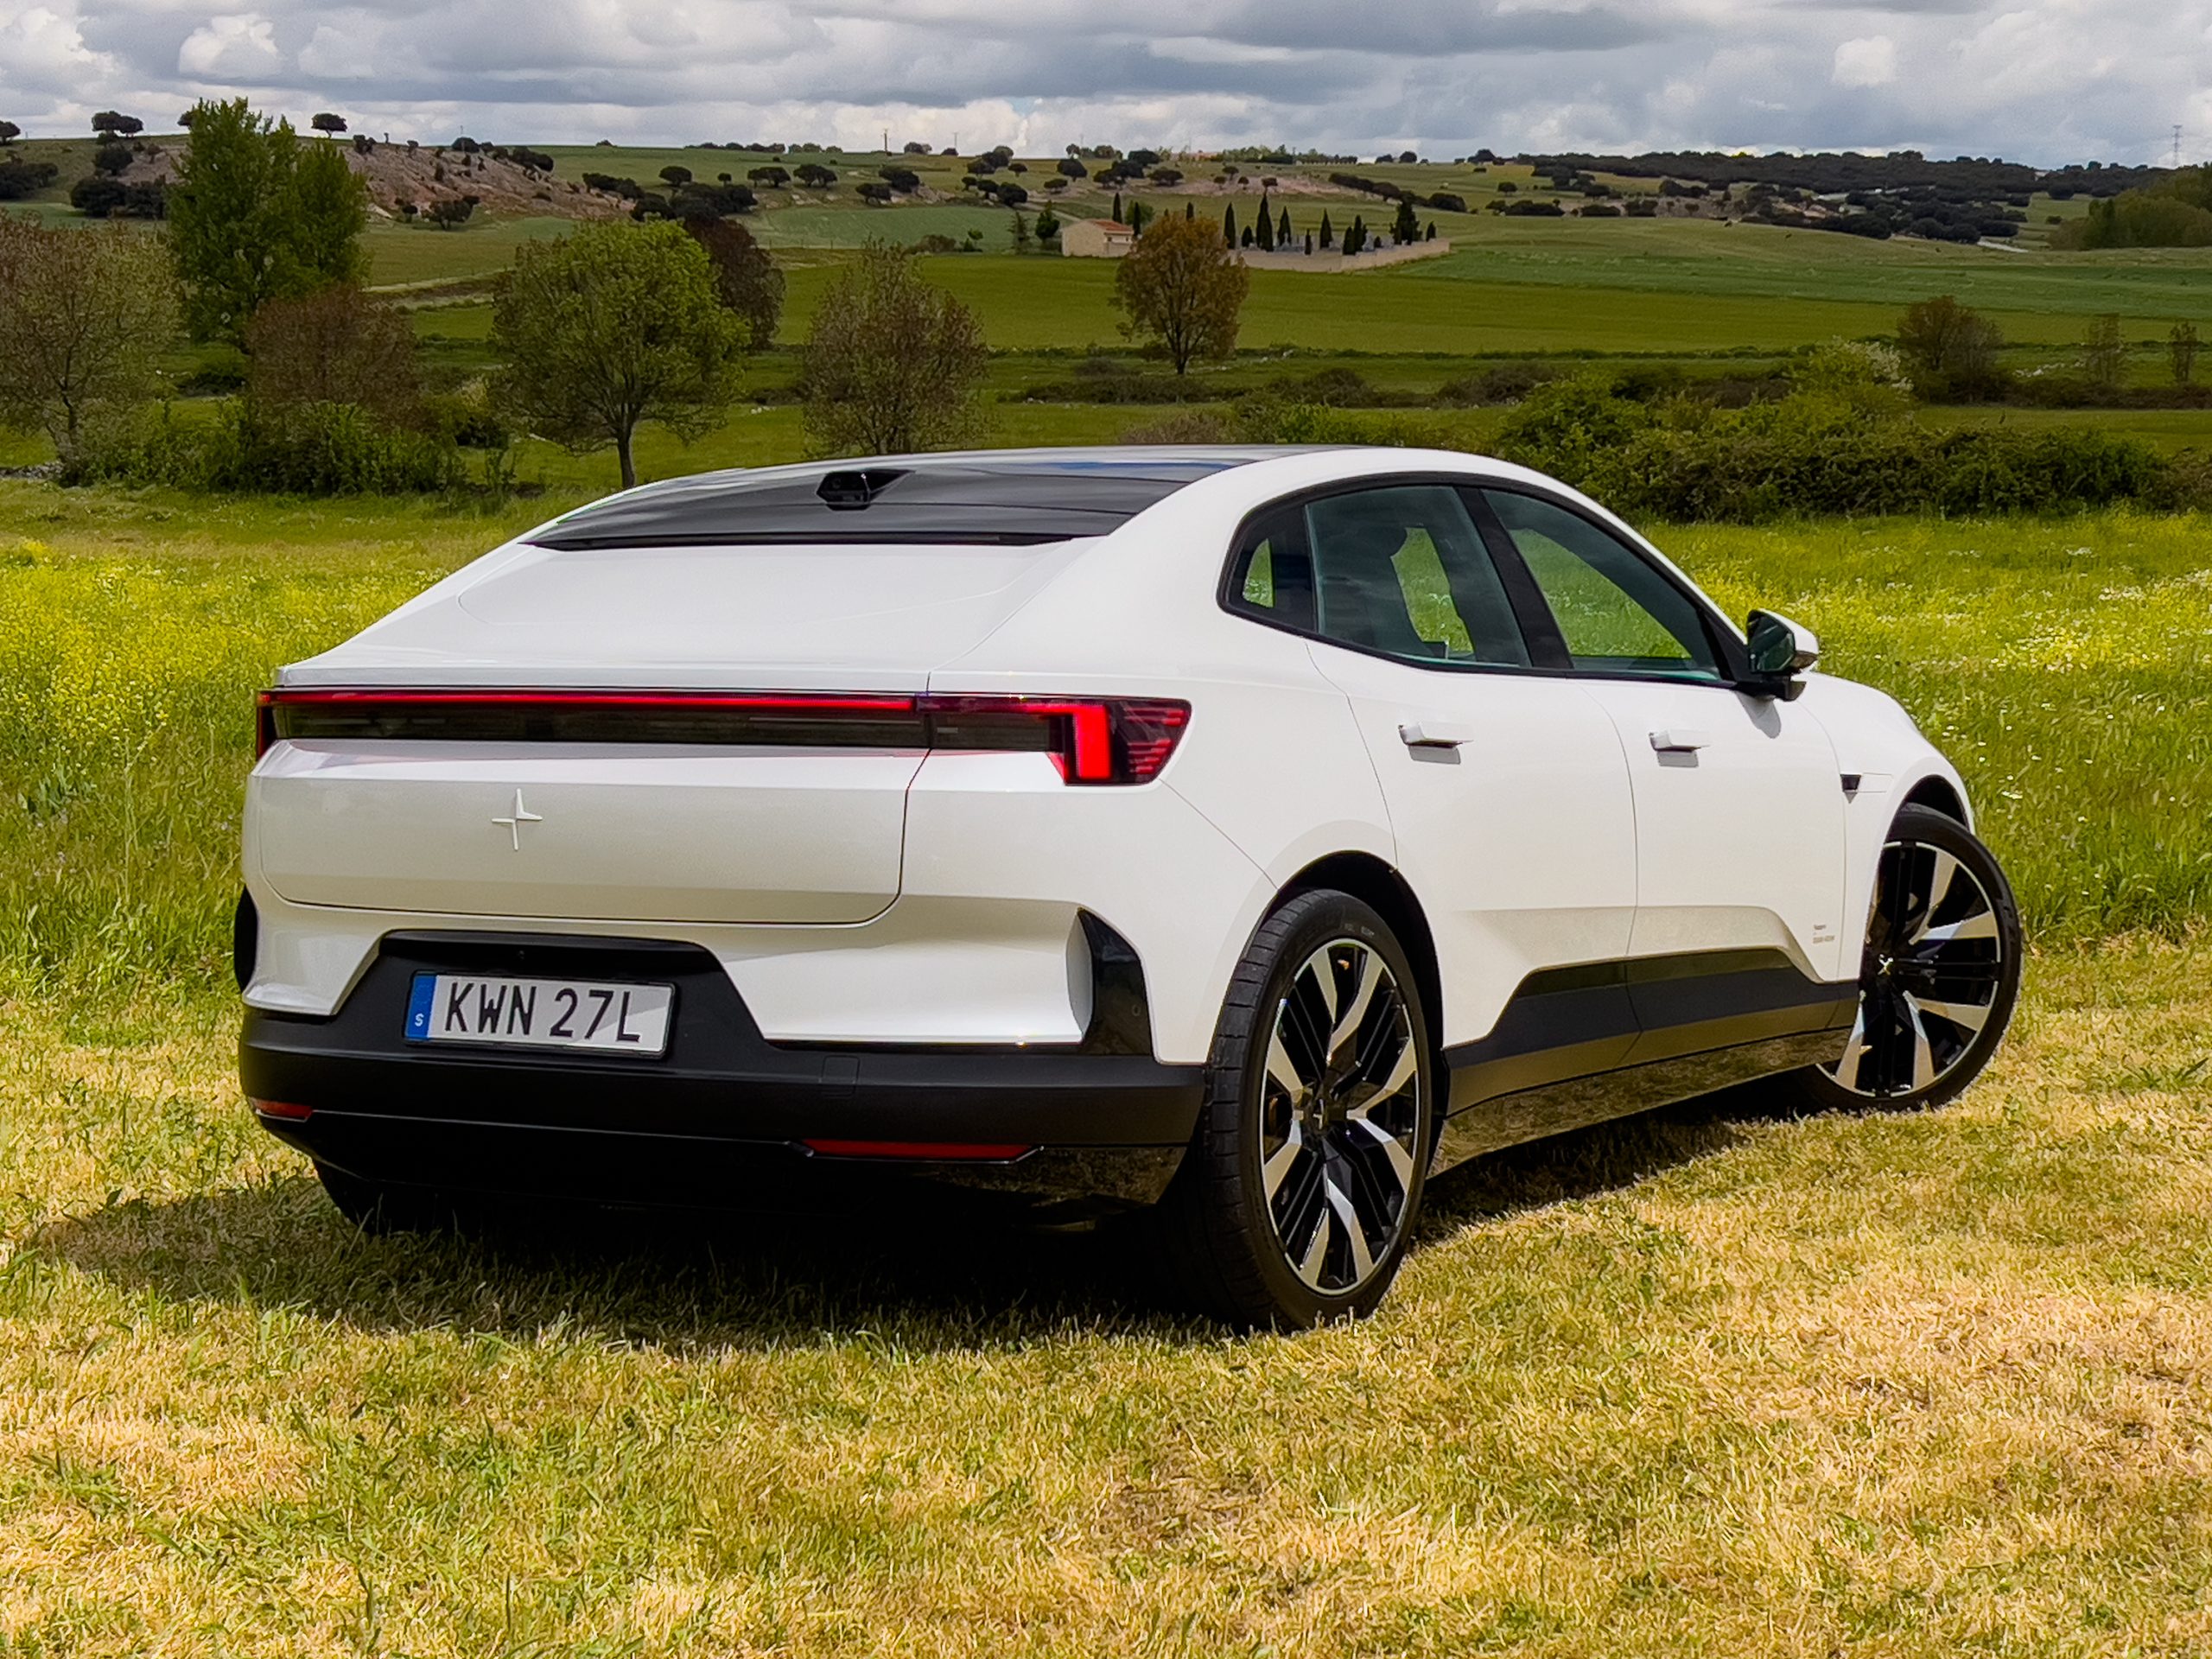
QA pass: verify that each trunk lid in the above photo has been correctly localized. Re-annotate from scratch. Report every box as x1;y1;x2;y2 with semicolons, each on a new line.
255;540;1084;924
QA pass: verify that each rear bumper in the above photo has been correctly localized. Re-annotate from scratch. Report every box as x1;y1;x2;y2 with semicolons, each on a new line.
242;931;1202;1216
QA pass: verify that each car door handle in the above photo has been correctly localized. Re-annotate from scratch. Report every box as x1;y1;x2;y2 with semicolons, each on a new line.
1649;728;1711;753
1398;721;1476;750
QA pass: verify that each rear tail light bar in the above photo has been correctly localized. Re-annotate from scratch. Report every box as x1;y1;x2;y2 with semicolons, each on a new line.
257;689;1190;785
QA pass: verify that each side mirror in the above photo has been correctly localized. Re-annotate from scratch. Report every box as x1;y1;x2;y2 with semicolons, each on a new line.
1743;609;1819;699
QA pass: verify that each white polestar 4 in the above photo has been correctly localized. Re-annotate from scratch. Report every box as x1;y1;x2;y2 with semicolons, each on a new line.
240;447;2021;1327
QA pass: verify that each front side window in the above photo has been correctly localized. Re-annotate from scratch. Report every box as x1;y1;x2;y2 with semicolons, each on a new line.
1302;486;1529;668
1482;491;1722;679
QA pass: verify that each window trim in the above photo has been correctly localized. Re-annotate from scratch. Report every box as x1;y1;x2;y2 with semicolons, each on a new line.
1217;474;1754;689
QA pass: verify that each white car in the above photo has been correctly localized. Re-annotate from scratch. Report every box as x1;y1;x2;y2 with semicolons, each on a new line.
240;447;2020;1327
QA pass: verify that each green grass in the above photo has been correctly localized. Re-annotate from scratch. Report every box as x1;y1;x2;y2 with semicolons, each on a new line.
2;482;2211;1651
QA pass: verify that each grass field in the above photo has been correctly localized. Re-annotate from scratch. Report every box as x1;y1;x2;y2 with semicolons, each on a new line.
0;480;2209;1652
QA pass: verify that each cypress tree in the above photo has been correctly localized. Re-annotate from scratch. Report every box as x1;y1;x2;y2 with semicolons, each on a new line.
1278;207;1291;246
1318;210;1334;249
1223;201;1236;245
1393;193;1419;244
1185;200;1193;220
1255;191;1274;250
1111;190;1122;225
1303;232;1313;254
1425;220;1436;241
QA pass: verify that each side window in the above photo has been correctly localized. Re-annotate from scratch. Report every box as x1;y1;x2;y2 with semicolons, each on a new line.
1225;507;1313;632
1482;491;1722;679
1302;486;1529;668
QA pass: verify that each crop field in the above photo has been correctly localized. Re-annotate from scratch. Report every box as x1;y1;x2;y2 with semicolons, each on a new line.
0;483;2208;1651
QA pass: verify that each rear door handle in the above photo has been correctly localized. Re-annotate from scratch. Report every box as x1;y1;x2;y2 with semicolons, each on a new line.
1649;728;1711;753
1399;721;1476;750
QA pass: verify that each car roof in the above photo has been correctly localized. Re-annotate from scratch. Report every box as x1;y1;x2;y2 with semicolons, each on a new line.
528;447;1338;550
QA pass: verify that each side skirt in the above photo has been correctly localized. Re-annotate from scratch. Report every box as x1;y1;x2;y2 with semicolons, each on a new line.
1433;950;1855;1174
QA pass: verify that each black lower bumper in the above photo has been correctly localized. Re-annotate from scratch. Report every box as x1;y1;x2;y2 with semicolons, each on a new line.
242;931;1202;1216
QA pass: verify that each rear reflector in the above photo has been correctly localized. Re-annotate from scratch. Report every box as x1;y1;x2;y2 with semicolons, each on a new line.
258;689;1190;785
250;1098;314;1121
803;1139;1033;1162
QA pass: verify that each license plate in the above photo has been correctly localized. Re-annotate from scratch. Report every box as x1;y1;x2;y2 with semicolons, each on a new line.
406;973;675;1057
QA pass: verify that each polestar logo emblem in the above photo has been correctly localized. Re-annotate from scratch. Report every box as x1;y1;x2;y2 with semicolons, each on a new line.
492;788;543;850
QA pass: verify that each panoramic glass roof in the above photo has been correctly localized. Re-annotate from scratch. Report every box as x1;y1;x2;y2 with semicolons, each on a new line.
528;448;1308;549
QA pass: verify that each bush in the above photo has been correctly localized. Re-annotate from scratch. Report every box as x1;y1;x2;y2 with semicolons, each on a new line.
0;160;58;200
68;175;127;216
1434;362;1560;405
244;286;421;426
1491;372;2179;521
67;401;466;494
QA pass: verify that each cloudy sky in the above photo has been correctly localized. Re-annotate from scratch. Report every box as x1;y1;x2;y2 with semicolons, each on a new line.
3;0;2206;168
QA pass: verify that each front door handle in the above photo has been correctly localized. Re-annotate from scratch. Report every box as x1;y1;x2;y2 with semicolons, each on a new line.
1649;728;1711;753
1399;721;1476;750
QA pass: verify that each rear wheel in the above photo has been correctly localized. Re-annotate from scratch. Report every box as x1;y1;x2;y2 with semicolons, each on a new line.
1150;891;1433;1330
1786;803;2021;1113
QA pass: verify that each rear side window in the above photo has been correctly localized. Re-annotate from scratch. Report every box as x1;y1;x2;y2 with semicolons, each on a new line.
1302;486;1529;668
1482;491;1720;679
1226;507;1314;631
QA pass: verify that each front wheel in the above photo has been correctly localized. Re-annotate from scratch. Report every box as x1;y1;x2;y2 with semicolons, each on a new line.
1149;890;1434;1330
1787;803;2022;1114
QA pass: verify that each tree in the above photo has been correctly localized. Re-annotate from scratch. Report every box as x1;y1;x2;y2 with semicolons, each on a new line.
244;284;419;424
747;165;790;188
802;242;987;456
91;111;142;140
680;215;783;349
1057;156;1086;178
0;217;177;458
1344;216;1367;256
1255;192;1274;250
659;164;692;188
311;112;347;137
1393;194;1420;244
1278;207;1292;247
1111;213;1249;377
1425;220;1436;240
1010;210;1033;254
1111;190;1122;225
2173;321;2202;387
1319;210;1334;249
1222;201;1236;246
794;162;836;188
495;219;744;489
69;175;126;216
0;121;18;145
2081;314;2125;393
1896;296;2005;398
1034;203;1060;244
169;98;366;344
427;196;476;229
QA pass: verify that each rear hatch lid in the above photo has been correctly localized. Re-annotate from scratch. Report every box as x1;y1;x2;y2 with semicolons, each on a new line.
256;539;1082;925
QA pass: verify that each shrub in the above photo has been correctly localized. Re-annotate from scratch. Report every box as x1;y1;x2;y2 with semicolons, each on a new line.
0;160;58;200
68;175;127;216
1434;362;1560;405
67;400;466;494
1491;373;2177;521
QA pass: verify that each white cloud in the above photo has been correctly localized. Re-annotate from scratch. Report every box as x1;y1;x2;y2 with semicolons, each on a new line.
0;0;2202;166
178;13;283;78
1831;35;1898;90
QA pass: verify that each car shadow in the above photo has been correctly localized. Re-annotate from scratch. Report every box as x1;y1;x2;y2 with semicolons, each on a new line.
35;1089;1777;1349
1418;1085;1762;1233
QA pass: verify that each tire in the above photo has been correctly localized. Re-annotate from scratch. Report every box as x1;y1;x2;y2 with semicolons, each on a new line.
1781;802;2022;1115
315;1162;467;1236
1148;890;1435;1331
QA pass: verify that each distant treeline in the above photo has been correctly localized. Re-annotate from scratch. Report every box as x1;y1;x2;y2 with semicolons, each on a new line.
1516;149;2170;200
2056;168;2212;251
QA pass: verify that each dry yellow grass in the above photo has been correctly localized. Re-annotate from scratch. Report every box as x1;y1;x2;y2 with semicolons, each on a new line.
0;938;2206;1656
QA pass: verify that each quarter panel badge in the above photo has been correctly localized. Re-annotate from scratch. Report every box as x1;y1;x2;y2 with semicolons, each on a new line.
492;788;543;850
